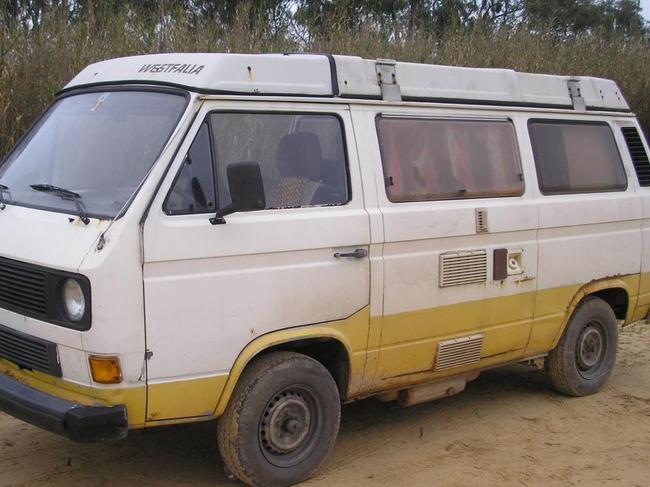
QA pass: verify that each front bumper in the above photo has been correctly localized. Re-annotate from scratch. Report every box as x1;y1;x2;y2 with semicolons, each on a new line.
0;372;128;442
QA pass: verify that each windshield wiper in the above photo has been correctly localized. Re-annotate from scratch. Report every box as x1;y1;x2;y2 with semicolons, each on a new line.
30;184;90;225
0;184;8;210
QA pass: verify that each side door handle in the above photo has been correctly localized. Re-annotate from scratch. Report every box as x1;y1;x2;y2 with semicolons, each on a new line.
334;248;368;259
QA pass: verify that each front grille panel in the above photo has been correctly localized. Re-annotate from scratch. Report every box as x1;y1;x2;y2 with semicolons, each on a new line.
0;256;92;332
0;258;47;318
0;324;61;376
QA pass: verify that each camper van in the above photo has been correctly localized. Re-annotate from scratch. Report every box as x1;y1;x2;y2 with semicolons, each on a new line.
0;53;649;487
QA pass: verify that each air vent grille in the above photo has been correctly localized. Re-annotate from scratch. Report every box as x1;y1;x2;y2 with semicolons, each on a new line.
435;334;484;371
440;250;488;287
621;127;650;187
475;208;488;233
0;257;47;318
0;324;61;377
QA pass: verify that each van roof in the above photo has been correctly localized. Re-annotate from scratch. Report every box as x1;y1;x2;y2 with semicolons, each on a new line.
64;53;630;112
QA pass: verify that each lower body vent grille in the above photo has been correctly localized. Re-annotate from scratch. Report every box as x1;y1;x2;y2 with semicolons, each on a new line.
435;334;484;371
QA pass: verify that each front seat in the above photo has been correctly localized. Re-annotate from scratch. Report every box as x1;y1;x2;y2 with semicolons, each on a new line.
271;132;323;208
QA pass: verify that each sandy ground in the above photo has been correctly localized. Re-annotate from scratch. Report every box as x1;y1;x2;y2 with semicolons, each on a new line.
1;321;650;487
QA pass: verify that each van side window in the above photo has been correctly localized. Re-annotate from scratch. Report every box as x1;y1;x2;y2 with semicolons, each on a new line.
209;113;349;209
164;122;216;214
376;117;523;202
529;120;627;194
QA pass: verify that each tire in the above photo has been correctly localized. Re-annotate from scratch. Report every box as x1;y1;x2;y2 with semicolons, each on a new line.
546;296;618;397
217;351;341;487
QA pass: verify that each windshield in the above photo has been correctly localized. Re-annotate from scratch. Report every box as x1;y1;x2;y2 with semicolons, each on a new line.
0;90;187;219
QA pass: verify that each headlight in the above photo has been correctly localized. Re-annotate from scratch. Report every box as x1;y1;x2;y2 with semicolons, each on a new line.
62;278;85;322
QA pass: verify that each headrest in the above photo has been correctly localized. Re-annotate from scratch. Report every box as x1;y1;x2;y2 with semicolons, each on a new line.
276;132;322;181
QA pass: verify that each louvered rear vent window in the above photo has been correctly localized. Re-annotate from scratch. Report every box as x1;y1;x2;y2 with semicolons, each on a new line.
621;127;650;187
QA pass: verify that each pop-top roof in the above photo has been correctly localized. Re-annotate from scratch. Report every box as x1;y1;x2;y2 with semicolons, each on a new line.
64;53;630;112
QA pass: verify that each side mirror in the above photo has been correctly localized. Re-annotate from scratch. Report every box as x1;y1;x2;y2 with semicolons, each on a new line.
210;161;266;225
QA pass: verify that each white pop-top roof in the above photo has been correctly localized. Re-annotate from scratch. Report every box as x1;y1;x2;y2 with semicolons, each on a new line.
64;53;630;111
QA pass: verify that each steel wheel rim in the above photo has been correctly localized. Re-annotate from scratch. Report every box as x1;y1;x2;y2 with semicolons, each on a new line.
259;386;321;468
576;321;607;379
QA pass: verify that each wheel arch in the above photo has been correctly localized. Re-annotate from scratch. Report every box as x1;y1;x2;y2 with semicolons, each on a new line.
551;276;635;349
591;288;629;321
258;338;350;399
213;328;354;417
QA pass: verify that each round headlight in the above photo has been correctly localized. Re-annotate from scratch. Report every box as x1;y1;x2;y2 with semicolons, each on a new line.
62;278;85;322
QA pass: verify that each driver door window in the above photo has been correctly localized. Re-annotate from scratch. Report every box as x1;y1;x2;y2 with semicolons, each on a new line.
165;113;349;215
209;112;349;210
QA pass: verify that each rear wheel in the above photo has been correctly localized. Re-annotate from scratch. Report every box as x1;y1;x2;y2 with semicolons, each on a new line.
546;296;618;396
217;351;340;487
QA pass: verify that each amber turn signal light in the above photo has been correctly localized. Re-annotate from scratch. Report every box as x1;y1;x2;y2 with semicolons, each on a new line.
89;355;123;384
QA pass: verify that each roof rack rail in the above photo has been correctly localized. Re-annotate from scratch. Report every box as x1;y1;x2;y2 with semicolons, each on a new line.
64;53;631;112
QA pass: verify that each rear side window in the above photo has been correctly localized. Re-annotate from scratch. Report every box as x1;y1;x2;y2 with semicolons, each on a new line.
376;117;523;202
529;120;627;194
210;113;349;209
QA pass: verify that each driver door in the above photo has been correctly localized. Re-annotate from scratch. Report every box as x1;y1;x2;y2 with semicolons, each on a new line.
142;101;371;421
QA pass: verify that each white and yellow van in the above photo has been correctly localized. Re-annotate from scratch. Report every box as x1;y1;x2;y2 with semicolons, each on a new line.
0;53;649;487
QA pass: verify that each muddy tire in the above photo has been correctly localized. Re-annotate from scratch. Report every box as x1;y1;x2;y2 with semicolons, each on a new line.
217;351;340;487
546;296;618;397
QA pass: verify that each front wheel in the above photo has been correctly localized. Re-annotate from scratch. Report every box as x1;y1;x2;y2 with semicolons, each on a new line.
546;296;618;397
217;351;341;487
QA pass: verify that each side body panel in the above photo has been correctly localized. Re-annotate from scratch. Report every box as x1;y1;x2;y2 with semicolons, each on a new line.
524;115;643;356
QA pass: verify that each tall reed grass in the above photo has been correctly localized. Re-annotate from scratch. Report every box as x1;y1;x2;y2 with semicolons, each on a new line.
0;6;647;155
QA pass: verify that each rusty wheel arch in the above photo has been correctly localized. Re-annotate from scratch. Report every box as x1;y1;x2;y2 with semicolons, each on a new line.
553;278;633;349
259;338;351;400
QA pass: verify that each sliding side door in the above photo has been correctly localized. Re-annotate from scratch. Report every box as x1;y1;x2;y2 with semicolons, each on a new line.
360;107;538;388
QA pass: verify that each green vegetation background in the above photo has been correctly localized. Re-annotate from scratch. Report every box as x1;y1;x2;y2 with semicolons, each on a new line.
0;0;648;154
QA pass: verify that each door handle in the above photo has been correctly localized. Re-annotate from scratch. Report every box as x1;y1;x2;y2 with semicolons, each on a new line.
334;248;368;259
